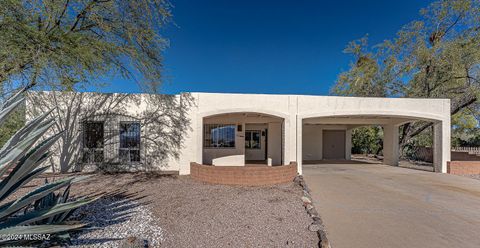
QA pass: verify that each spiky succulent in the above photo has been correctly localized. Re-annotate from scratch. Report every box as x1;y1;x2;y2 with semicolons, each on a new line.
0;87;95;246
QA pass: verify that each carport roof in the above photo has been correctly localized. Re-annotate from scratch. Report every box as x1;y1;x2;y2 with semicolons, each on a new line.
303;115;424;126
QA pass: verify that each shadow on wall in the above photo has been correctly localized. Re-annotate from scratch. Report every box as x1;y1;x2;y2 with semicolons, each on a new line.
27;91;194;173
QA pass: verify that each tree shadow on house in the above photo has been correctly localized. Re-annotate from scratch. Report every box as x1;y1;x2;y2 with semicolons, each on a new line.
27;91;195;173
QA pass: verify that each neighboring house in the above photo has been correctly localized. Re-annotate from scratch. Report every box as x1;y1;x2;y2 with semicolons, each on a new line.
26;91;451;174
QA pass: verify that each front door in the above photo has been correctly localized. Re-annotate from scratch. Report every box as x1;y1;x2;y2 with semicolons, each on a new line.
245;129;266;161
322;130;346;159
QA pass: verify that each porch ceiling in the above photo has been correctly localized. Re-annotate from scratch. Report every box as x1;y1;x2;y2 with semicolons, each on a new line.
204;112;284;123
303;116;419;126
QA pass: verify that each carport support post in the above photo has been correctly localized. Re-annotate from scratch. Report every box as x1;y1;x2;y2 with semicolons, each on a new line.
296;116;303;174
383;124;399;166
345;129;352;160
433;121;450;173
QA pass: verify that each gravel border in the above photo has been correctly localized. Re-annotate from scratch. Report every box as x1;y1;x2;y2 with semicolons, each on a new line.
461;174;480;181
294;175;331;248
69;193;165;247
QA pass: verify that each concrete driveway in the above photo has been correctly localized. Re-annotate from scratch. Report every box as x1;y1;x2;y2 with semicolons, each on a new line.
303;161;480;248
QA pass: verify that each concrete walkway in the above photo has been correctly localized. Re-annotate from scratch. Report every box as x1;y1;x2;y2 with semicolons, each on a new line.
303;162;480;248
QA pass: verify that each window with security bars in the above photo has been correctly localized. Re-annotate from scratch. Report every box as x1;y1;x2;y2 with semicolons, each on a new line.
119;122;141;162
204;124;236;148
82;121;104;163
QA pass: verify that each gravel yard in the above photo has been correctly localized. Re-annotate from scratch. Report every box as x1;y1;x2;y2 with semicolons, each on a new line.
462;174;480;181
16;173;318;247
69;194;165;247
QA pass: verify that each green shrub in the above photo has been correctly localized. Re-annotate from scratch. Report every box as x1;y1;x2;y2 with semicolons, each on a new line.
351;126;383;155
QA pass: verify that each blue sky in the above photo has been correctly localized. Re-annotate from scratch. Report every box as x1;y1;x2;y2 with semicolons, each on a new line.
101;0;434;95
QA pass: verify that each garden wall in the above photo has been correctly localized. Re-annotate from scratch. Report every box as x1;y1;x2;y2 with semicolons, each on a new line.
447;161;480;175
190;162;297;186
415;146;480;163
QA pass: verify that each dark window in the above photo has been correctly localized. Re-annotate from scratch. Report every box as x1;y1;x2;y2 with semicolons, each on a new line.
82;121;104;163
119;122;141;162
204;124;235;148
245;130;261;149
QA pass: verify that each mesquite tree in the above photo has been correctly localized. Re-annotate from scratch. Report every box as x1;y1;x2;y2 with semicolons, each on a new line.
332;0;480;151
0;0;172;94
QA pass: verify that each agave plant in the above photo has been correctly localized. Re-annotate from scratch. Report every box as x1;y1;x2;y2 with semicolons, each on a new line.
0;87;96;246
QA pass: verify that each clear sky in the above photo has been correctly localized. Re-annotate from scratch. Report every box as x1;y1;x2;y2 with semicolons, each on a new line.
101;0;434;95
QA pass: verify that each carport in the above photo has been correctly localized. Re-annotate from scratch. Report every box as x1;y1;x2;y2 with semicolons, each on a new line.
300;114;445;172
294;96;451;175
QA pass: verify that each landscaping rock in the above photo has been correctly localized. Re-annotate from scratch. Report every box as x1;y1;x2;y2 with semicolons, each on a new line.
307;207;319;218
118;236;147;248
312;216;323;223
319;232;331;248
308;223;322;232
69;195;164;247
293;175;302;185
303;190;312;199
301;196;312;205
295;173;331;248
306;203;314;211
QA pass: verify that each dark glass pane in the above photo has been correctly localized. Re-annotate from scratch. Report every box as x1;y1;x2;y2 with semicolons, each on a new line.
204;124;236;148
82;121;104;164
82;149;104;163
130;150;140;162
252;131;261;149
245;131;251;148
119;150;129;161
119;122;141;163
94;150;104;163
82;151;90;163
120;122;140;149
84;122;104;148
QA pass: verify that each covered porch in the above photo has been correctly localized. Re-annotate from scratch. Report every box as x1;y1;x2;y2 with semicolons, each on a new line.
202;112;285;166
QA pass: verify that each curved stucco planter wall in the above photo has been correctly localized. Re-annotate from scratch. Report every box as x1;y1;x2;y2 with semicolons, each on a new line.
190;162;298;186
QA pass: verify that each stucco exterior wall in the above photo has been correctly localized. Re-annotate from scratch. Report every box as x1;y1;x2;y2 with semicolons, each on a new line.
267;122;282;165
26;91;451;175
302;124;351;161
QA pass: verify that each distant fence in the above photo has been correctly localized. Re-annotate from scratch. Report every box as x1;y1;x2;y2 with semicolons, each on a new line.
452;147;480;155
414;146;480;162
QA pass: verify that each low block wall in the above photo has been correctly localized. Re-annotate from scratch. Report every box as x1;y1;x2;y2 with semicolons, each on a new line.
447;161;480;175
414;147;480;163
190;162;298;186
451;151;480;161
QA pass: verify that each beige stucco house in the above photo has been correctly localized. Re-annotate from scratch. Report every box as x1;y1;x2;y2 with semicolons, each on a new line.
26;91;451;175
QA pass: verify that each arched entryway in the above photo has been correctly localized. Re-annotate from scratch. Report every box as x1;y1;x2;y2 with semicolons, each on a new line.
200;112;286;166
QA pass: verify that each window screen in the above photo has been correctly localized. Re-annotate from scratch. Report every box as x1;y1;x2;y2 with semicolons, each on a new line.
204;124;236;148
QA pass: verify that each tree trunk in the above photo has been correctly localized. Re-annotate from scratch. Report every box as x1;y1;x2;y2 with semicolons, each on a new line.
399;92;478;151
